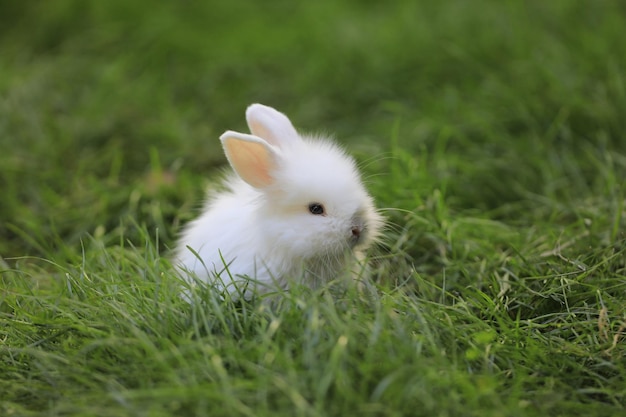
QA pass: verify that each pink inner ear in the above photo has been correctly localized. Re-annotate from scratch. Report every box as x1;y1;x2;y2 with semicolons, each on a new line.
224;137;276;189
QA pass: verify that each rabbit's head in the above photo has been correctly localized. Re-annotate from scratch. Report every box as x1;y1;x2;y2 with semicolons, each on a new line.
220;104;383;263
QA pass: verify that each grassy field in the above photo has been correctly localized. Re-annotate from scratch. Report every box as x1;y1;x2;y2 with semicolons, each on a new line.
1;1;625;416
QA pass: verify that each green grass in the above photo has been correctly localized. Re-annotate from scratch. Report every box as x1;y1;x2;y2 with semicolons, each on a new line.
1;0;625;416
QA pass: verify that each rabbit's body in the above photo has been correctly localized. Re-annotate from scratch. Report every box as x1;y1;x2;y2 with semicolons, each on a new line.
175;104;382;297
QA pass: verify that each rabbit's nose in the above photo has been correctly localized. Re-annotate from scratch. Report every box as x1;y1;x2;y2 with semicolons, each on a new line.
350;215;366;245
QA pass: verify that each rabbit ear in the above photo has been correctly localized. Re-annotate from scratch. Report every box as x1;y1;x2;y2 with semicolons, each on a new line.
246;104;299;148
220;131;281;189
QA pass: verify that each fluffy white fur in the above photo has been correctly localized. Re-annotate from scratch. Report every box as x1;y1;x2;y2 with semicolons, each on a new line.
175;104;383;297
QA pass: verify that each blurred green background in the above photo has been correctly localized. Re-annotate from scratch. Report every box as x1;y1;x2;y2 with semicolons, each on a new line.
1;0;625;257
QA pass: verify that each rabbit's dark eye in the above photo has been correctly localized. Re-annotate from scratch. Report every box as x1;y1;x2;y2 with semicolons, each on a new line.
308;203;325;215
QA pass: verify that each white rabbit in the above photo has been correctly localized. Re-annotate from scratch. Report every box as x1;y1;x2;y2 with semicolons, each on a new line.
175;104;383;298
